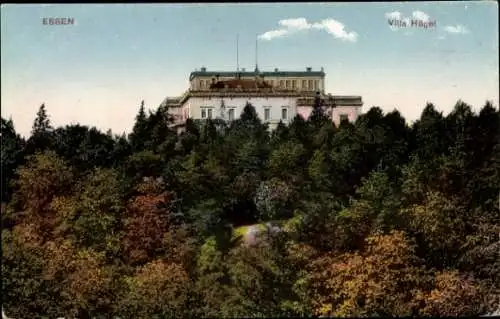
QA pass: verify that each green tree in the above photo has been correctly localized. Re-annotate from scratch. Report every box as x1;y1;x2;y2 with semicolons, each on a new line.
468;102;500;211
193;236;231;317
329;122;367;200
71;168;124;255
311;121;336;151
411;103;448;160
124;150;163;183
267;141;307;184
177;118;200;155
31;103;52;135
379;110;411;177
308;149;332;191
144;104;178;158
1;227;59;318
129;100;148;152
332;171;403;252
1;117;25;202
308;94;331;131
53;125;116;171
270;121;289;147
401;191;468;270
119;260;191;318
26;103;54;154
11;151;74;225
288;115;310;146
223;234;306;317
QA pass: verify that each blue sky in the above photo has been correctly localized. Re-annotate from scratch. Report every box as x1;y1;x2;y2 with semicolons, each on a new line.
1;2;498;137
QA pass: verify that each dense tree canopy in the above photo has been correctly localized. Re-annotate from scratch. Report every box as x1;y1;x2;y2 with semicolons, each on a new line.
2;99;500;317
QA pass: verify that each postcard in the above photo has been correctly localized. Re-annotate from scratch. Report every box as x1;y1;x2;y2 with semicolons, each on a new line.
1;3;499;318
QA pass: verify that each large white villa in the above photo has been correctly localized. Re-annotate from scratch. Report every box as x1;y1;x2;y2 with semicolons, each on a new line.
161;66;363;132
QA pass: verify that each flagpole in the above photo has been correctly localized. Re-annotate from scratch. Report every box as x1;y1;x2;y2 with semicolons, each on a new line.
236;33;240;73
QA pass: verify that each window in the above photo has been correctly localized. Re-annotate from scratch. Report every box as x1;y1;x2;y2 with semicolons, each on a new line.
314;80;319;90
228;108;235;121
270;80;274;87
292;80;297;89
199;80;204;89
308;80;313;90
339;114;349;122
264;108;271;121
201;107;213;119
286;80;290;88
281;107;288;120
280;80;284;88
302;80;307;89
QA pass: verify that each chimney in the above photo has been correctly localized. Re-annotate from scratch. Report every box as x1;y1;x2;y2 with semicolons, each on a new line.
201;66;207;72
306;67;312;72
242;68;246;72
321;67;324;72
274;68;279;72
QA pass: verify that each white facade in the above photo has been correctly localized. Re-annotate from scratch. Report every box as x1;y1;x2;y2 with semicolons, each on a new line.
184;96;298;129
163;67;363;132
168;94;363;131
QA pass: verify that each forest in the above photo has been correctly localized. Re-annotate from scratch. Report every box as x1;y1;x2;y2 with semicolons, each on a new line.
1;98;499;318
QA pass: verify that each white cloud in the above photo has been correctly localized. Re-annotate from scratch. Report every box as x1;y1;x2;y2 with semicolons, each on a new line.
412;10;430;22
258;17;358;42
258;29;289;41
444;24;470;34
313;19;358;42
278;18;311;30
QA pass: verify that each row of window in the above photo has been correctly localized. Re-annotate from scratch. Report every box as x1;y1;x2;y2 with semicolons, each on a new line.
201;107;289;121
196;79;321;90
272;79;320;91
200;107;349;122
200;108;239;121
198;80;212;89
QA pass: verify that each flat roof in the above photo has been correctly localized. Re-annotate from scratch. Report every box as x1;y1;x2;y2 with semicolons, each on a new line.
190;70;326;80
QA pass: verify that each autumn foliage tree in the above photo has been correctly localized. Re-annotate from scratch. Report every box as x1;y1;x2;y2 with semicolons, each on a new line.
2;100;500;318
308;231;428;317
122;178;174;265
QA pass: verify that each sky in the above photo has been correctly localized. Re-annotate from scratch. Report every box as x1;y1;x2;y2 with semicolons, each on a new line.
1;2;498;137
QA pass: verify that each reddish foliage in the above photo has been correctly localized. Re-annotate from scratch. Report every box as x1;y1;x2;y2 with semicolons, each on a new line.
122;181;174;265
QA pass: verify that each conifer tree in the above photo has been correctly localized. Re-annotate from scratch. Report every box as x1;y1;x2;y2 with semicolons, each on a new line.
31;103;53;136
129;100;148;152
26;104;54;155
